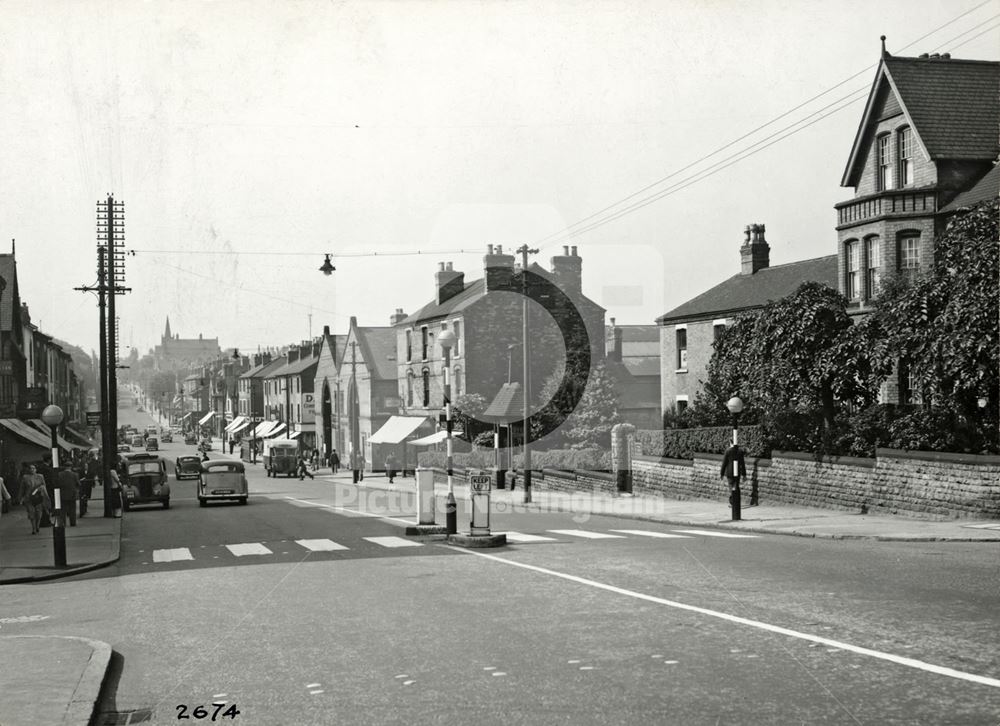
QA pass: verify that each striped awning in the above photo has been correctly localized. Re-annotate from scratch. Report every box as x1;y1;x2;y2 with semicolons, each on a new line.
224;415;246;434
198;411;215;426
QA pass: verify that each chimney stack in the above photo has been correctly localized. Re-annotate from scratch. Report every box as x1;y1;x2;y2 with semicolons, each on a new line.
550;244;582;293
483;244;516;292
390;307;408;325
740;223;770;275
435;262;465;304
287;347;300;364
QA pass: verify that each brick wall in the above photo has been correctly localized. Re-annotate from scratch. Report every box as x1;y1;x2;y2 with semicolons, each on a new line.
632;449;1000;519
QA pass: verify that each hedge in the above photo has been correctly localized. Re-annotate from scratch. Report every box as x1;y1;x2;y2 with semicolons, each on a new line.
636;425;768;459
417;447;611;471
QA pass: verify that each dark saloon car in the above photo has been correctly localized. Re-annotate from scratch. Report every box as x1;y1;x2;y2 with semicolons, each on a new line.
119;453;171;510
175;455;203;480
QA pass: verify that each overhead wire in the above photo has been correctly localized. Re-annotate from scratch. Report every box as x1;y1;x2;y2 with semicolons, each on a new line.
531;3;1000;248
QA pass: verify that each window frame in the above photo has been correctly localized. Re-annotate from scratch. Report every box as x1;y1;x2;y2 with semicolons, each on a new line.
897;127;913;187
877;133;892;191
899;234;921;282
675;326;687;371
421;368;430;408
845;239;861;300
865;235;881;299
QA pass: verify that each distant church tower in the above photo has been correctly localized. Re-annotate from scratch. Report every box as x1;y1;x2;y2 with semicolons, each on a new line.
163;317;172;346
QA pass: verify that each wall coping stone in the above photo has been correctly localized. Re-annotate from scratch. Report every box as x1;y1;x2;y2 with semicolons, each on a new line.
634;454;693;467
773;450;876;469
876;447;1000;466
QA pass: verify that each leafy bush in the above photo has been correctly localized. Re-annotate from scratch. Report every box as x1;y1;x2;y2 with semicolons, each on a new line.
638;426;767;459
416;447;611;471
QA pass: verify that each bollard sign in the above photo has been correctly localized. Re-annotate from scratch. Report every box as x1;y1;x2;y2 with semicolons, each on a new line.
469;471;492;535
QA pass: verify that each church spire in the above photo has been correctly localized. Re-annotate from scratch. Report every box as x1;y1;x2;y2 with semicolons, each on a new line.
164;316;172;341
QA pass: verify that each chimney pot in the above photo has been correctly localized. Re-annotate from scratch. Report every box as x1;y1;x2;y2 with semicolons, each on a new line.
439;262;445;271
496;244;503;254
610;317;616;327
446;262;453;271
570;245;577;256
563;245;569;255
488;244;494;254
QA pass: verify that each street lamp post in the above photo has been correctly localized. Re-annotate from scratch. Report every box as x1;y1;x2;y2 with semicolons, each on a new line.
725;396;745;521
439;329;457;535
516;245;538;504
41;404;66;567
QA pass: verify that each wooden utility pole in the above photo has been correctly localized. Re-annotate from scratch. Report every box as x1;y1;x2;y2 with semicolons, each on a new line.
515;244;538;503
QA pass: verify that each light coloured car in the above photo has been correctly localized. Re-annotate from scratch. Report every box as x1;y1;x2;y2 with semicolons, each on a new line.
198;459;248;507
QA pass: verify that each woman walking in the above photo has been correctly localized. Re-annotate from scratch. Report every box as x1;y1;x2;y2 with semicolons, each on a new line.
21;464;50;534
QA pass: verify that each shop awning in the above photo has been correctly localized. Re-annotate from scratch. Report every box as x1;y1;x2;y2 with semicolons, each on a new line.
229;419;251;435
28;420;88;450
288;430;302;439
408;429;464;446
0;418;52;450
251;421;277;438
224;415;246;434
180;412;193;421
198;411;215;426
368;416;427;444
264;422;287;438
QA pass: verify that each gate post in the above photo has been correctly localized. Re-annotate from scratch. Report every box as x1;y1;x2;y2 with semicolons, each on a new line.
611;423;635;495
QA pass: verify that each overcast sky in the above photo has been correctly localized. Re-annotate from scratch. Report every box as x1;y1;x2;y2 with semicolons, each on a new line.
2;0;998;358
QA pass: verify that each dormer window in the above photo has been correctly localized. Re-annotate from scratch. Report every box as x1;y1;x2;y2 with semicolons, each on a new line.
878;134;892;191
897;127;913;187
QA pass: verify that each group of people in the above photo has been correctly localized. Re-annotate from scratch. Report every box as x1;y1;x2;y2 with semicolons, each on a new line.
0;451;101;534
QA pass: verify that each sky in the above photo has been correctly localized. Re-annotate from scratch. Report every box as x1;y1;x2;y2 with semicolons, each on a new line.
1;0;998;358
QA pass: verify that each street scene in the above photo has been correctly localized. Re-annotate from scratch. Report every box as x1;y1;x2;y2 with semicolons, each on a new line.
1;1;999;725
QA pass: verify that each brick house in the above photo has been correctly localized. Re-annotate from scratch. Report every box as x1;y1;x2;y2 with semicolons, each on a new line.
312;325;347;460
394;245;605;448
835;43;999;402
264;342;320;449
656;224;837;418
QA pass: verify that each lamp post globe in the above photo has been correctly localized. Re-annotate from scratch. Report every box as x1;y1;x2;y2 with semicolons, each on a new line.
42;404;64;427
438;329;456;352
726;396;744;416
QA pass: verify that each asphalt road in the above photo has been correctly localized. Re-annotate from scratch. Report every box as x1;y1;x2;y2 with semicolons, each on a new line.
4;409;999;724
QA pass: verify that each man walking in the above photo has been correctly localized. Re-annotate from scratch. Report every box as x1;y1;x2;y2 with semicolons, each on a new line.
720;444;746;515
57;465;82;526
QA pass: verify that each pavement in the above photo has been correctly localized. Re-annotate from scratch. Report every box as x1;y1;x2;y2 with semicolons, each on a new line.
1;463;997;726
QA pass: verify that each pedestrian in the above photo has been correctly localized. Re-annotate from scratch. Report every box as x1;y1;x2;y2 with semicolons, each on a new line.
357;451;365;482
229;438;235;455
330;449;340;474
21;465;50;534
57;465;81;526
385;453;397;484
0;475;11;518
297;453;314;480
720;444;747;509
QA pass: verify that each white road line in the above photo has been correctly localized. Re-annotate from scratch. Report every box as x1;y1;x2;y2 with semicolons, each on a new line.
283;496;414;525
296;539;349;552
609;529;694;539
152;548;194;563
500;532;558;543
364;536;422;548
448;547;1000;690
547;529;627;539
225;543;273;557
672;529;758;539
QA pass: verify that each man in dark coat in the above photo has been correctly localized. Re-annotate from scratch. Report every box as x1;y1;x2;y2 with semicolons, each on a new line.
720;444;746;508
57;465;82;526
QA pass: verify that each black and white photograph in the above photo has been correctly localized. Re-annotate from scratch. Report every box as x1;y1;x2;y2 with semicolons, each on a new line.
0;1;998;724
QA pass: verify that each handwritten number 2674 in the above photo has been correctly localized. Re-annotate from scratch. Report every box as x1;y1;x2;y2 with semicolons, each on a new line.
176;703;241;720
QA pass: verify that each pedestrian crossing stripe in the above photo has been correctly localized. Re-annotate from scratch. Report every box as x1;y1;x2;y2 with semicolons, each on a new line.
225;543;273;556
152;548;194;562
671;529;758;538
547;529;627;539
500;532;558;543
609;529;693;539
296;539;349;551
362;536;422;548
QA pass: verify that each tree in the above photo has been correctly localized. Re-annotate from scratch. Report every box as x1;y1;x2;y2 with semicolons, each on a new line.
534;360;621;450
452;393;488;445
868;197;999;451
694;281;889;451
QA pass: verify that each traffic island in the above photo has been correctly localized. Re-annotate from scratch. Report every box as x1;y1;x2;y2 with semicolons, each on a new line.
404;524;448;536
446;532;507;548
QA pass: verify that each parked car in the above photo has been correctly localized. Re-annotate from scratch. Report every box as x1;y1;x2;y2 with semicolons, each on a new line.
119;452;171;509
118;443;131;453
160;431;173;443
145;436;159;452
184;433;197;445
198;459;248;506
175;455;202;481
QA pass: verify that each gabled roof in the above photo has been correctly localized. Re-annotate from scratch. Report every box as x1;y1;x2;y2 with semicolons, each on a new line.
843;54;1000;186
621;356;660;377
604;360;659;410
482;382;524;423
250;357;286;379
656;255;838;324
271;355;319;378
941;163;1000;213
356;327;396;380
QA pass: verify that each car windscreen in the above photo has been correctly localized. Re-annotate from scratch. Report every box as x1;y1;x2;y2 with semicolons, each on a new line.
127;462;161;475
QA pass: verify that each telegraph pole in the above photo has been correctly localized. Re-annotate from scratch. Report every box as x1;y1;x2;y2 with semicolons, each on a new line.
515;244;538;504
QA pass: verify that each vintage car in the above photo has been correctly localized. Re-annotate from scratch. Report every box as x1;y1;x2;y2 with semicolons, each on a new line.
160;430;173;443
119;452;171;510
175;455;203;480
130;435;144;449
263;438;299;478
117;443;131;453
145;436;159;452
198;459;248;506
184;432;197;445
